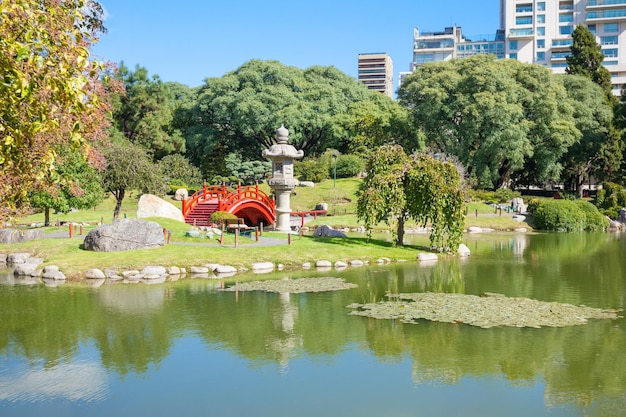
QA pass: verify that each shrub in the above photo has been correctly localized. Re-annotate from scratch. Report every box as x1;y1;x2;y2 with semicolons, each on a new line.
295;159;328;183
210;211;237;224
334;154;364;178
575;200;609;231
533;200;586;232
594;182;626;218
526;198;541;215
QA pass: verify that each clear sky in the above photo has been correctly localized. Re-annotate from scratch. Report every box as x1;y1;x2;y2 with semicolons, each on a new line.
91;0;502;91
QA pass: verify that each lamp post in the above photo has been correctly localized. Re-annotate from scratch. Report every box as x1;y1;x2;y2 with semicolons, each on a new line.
332;151;339;188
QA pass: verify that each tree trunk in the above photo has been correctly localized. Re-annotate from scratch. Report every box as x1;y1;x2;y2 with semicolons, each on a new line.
44;207;50;227
113;189;125;220
396;215;405;246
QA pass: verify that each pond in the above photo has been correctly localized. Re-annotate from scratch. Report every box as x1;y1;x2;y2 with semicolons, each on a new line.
0;232;624;417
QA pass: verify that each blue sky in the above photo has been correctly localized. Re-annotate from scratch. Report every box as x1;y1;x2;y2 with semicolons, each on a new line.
92;0;501;91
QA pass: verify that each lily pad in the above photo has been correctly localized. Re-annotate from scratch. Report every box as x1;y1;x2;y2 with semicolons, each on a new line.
223;277;357;294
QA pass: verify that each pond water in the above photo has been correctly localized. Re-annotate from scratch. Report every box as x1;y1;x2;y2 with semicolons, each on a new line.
0;232;625;417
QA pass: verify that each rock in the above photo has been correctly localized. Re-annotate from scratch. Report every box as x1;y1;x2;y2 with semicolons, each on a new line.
0;253;6;263
85;269;106;279
315;260;332;268
136;194;185;222
334;261;348;268
515;227;528;233
215;265;237;274
13;263;38;276
299;181;315;187
167;266;181;275
418;253;438;262
43;269;66;280
24;257;44;266
83;219;165;252
512;215;526;222
7;252;31;264
0;229;43;244
190;266;209;274
104;269;120;278
204;263;220;272
468;226;483;233
173;188;188;201
315;203;328;211
619;208;626;223
277;264;284;271
121;270;140;278
142;266;167;276
458;244;471;257
252;262;274;272
511;197;526;214
185;229;201;238
313;225;347;238
350;260;364;267
302;262;311;269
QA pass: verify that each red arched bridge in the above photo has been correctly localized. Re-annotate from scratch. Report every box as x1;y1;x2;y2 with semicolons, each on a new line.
182;184;276;227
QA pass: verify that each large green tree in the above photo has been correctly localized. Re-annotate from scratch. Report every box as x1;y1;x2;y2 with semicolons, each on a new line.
566;25;615;105
185;60;372;177
357;145;465;251
0;0;112;220
111;64;186;160
398;55;580;189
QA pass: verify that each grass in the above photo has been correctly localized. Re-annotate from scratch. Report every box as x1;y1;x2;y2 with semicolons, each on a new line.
2;179;535;280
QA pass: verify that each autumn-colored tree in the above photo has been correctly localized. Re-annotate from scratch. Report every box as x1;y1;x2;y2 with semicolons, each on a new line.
0;0;114;220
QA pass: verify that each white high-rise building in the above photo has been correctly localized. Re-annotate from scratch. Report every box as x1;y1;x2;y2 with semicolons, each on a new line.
502;0;626;94
357;53;394;98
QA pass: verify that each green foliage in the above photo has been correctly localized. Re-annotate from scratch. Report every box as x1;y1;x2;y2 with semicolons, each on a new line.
526;198;541;215
533;199;607;231
210;211;237;223
533;200;587;232
399;55;580;189
334;154;364;178
295;158;329;183
358;145;465;251
157;154;202;187
594;182;626;218
224;153;271;185
110;64;186;160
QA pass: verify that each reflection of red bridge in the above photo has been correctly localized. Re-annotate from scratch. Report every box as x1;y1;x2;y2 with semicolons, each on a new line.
182;184;276;227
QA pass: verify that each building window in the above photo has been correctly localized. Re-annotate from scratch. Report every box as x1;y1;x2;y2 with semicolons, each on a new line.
559;14;573;23
516;4;532;13
537;27;546;36
601;36;619;45
588;24;596;34
604;23;619;33
560;26;574;35
603;48;618;58
537;2;545;12
510;53;518;60
537;39;545;49
537;14;545;24
509;40;518;50
516;16;533;25
537;52;546;61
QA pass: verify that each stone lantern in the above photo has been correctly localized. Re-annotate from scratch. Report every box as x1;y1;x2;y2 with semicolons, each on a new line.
262;125;304;232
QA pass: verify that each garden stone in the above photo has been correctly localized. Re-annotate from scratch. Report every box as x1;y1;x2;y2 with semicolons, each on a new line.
315;260;331;268
83;219;165;252
190;266;209;274
511;197;526;213
350;260;364;267
299;181;315;187
167;266;181;275
142;266;167;276
468;226;483;233
619;208;626;223
7;253;31;264
512;215;526;222
104;269;119;278
24;257;44;266
0;253;6;263
122;270;140;278
174;188;188;201
315;203;328;211
0;229;43;244
252;262;274;272
43;269;66;280
204;263;220;271
13;263;38;276
334;261;348;268
215;265;237;274
418;253;438;262
85;269;106;279
302;262;311;269
186;229;201;237
515;227;528;233
458;244;471;257
137;194;185;222
313;225;347;238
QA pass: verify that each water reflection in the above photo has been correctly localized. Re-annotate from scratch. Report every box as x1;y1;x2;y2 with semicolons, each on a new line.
0;233;625;416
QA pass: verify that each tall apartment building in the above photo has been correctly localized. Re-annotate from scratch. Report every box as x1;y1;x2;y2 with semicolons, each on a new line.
503;0;625;94
357;53;394;98
411;26;505;71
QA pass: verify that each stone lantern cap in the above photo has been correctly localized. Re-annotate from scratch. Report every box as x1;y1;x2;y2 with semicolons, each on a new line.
262;125;304;160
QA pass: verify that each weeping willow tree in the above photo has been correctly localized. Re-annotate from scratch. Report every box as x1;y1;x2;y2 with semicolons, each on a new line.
357;145;465;251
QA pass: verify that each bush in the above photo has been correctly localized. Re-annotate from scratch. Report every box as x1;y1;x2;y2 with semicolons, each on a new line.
575;200;609;231
467;189;521;203
334;154;364;178
594;182;626;218
295;159;328;183
526;198;541;215
210;211;237;224
533;200;602;232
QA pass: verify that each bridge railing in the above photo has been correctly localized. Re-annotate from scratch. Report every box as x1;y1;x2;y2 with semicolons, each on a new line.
219;184;275;215
181;184;228;218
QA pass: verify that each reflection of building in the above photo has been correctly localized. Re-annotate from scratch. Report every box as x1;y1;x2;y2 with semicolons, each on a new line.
358;53;394;98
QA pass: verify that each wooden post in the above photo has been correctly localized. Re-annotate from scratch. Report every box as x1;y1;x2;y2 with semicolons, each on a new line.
79;224;84;235
69;223;73;238
301;213;305;228
167;230;172;244
260;222;263;236
100;216;104;225
220;223;225;245
234;228;239;248
475;209;478;217
255;227;259;242
499;208;502;216
288;233;292;245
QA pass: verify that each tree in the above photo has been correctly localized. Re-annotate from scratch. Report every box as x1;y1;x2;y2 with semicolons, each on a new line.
101;141;166;220
398;55;579;189
110;64;186;160
0;0;113;220
358;145;465;251
559;75;618;195
187;60;372;171
157;154;202;187
29;147;105;226
566;25;616;105
224;153;271;185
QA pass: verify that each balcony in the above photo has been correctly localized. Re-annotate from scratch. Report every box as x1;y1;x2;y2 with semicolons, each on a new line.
509;28;534;38
587;0;626;7
587;8;626;21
